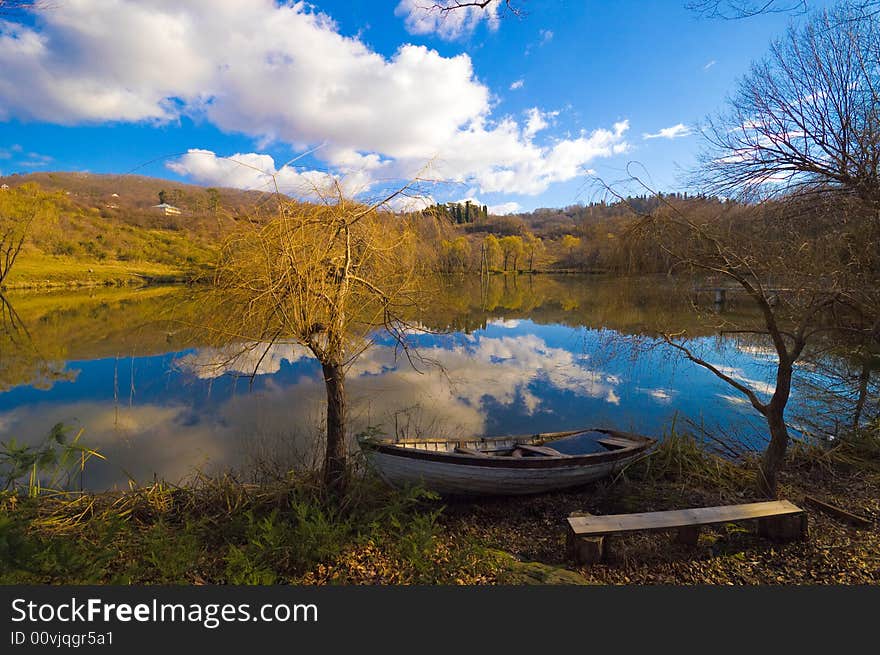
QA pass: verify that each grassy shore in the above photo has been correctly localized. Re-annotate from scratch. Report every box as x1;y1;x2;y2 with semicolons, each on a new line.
2;254;198;289
1;432;877;585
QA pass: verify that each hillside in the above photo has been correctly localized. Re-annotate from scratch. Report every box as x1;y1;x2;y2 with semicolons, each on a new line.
0;172;274;288
0;171;728;287
0;171;271;230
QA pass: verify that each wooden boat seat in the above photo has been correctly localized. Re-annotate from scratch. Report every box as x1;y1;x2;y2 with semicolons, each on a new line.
596;437;635;450
515;444;567;457
566;500;808;564
454;446;489;457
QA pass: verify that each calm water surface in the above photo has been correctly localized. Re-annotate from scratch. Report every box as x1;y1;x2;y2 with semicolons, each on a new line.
0;276;837;489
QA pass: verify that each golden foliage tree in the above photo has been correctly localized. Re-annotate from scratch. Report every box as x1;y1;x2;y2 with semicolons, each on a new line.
499;235;524;272
483;234;502;271
211;191;422;492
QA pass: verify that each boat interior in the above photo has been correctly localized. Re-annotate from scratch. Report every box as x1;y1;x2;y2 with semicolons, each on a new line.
379;430;641;459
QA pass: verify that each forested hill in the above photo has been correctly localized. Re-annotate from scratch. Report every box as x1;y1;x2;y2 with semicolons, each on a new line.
503;193;725;240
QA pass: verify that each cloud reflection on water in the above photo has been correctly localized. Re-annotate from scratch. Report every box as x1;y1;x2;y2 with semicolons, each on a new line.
1;321;789;490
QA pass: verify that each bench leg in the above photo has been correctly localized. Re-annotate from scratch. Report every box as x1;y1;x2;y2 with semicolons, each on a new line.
567;532;605;565
758;513;808;542
567;511;606;565
675;526;701;547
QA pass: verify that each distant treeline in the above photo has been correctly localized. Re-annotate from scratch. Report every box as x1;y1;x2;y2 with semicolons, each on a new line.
421;194;729;274
423;201;489;225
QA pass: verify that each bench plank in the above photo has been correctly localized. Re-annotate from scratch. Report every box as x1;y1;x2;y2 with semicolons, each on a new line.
568;501;803;537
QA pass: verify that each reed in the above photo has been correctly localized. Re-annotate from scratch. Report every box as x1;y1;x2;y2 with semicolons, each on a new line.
788;421;880;477
621;422;754;495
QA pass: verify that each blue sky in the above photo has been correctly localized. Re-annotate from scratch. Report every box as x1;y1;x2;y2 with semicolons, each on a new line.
0;0;830;213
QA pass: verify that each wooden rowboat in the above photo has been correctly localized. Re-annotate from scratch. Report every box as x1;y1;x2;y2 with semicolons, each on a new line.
358;428;655;496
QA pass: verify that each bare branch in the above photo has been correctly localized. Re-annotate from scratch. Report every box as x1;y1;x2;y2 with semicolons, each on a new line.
686;0;808;19
661;332;769;414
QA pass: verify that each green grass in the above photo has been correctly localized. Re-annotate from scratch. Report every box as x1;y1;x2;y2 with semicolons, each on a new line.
0;473;511;585
4;253;193;288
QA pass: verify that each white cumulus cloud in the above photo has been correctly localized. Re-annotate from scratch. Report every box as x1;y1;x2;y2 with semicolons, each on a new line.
2;1;630;198
488;201;522;215
642;123;693;140
395;0;501;40
166;149;377;198
524;107;557;138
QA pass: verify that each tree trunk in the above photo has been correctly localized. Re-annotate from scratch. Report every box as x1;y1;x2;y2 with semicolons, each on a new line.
760;408;789;498
759;362;794;498
852;361;870;431
322;361;347;494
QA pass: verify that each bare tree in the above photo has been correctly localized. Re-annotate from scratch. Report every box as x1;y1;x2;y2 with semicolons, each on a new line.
0;218;31;288
626;190;871;496
0;1;45;14
698;5;880;205
602;3;880;497
207;186;425;493
0;188;39;287
694;3;880;425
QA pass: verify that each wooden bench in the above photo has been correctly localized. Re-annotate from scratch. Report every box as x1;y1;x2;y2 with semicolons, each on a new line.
566;500;808;564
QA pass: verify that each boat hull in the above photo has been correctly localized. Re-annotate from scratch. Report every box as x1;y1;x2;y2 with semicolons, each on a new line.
363;450;643;495
360;429;654;496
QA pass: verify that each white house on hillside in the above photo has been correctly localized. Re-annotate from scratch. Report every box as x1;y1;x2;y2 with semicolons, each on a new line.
153;203;181;216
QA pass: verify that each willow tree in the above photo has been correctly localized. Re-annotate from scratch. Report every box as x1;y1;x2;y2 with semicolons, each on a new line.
211;191;422;492
499;235;524;272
